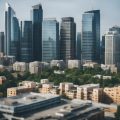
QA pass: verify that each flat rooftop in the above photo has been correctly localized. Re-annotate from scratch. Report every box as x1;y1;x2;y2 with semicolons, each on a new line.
78;84;100;88
0;92;60;107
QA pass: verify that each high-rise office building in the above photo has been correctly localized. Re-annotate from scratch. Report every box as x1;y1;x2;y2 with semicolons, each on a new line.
105;26;120;66
42;18;59;62
0;32;4;53
60;17;76;61
20;21;33;62
101;35;105;64
76;32;81;60
31;4;43;61
81;10;100;63
5;3;20;60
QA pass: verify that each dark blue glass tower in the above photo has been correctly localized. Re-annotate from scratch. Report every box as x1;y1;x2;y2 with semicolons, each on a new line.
31;4;43;61
76;32;81;60
81;10;100;62
20;21;33;62
0;32;4;53
5;3;20;60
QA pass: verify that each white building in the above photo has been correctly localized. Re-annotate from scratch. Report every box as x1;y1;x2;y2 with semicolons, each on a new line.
50;60;65;69
105;27;120;67
68;60;81;69
13;62;28;72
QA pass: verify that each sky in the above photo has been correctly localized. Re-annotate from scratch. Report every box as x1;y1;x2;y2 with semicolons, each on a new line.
0;0;120;36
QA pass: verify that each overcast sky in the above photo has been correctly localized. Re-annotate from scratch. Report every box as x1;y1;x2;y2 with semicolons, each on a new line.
0;0;120;35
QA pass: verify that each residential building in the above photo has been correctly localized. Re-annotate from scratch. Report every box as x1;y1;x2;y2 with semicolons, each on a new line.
92;88;103;103
104;86;120;104
20;21;33;62
77;84;100;100
19;81;38;88
67;60;81;69
83;61;98;69
50;60;66;69
81;10;100;63
105;26;120;67
31;4;43;61
13;62;28;72
59;82;74;94
40;83;54;94
42;18;59;62
29;61;41;74
7;86;34;97
60;17;76;61
0;32;4;53
5;3;20;60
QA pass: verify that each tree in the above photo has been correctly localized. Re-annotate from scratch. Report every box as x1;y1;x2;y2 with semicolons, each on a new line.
115;105;120;120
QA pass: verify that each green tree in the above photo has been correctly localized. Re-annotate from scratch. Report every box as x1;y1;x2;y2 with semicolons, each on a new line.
115;105;120;120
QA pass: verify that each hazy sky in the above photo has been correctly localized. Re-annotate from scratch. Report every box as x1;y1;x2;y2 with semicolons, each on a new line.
0;0;120;35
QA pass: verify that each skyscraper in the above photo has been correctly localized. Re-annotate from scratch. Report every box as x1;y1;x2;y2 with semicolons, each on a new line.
101;35;105;64
20;21;33;62
81;10;100;63
76;32;81;60
0;32;4;53
60;17;76;61
105;26;120;66
31;4;43;61
5;3;20;60
42;18;59;62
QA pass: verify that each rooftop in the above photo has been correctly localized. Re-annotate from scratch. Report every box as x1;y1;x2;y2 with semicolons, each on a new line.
0;92;59;107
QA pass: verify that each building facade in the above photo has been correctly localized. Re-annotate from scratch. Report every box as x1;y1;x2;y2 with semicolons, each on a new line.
0;32;4;53
5;3;20;60
20;21;33;62
76;32;81;60
60;17;76;61
105;26;120;67
42;19;59;62
31;4;43;61
81;10;100;63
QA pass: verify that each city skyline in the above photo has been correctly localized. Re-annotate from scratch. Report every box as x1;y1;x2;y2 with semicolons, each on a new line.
0;0;120;35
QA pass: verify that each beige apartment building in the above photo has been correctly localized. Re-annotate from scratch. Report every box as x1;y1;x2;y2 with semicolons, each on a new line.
92;88;103;103
77;84;100;100
40;83;54;94
7;86;33;97
104;86;120;104
13;62;28;72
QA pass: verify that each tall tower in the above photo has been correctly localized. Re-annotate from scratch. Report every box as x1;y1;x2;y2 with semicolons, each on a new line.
42;18;59;62
105;26;120;66
31;4;43;61
5;3;20;60
81;10;100;63
20;21;33;62
0;32;4;53
76;32;81;60
60;17;76;62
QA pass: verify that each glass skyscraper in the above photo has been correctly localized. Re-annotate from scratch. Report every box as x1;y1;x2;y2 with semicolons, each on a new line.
20;21;33;62
76;32;81;60
42;19;59;62
60;17;76;61
0;32;4;53
81;10;100;62
5;3;20;60
31;4;43;61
